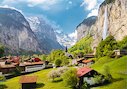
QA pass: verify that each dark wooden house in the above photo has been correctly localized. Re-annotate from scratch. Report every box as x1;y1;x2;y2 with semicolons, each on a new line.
77;67;98;89
20;76;37;89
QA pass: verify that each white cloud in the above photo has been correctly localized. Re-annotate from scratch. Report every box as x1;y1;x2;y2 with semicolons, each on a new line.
81;0;97;10
1;0;62;11
68;1;72;4
81;0;104;18
68;30;77;39
87;9;98;17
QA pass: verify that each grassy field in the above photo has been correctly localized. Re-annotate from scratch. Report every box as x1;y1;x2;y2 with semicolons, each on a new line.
91;56;127;89
0;68;71;89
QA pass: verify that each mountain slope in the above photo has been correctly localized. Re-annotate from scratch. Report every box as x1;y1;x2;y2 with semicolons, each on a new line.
27;17;63;53
0;8;42;54
76;16;97;41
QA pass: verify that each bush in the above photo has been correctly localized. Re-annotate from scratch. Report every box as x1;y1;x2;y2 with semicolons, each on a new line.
62;68;79;89
118;36;127;50
96;35;118;58
48;70;60;81
55;59;62;67
0;75;6;81
48;67;69;81
69;36;93;56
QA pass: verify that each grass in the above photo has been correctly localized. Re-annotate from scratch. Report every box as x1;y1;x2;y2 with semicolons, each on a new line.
0;68;71;89
91;56;127;89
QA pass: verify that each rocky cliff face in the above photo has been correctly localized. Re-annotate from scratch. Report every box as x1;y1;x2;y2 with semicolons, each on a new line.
27;17;63;53
77;0;127;48
76;16;97;41
92;0;127;47
0;8;42;54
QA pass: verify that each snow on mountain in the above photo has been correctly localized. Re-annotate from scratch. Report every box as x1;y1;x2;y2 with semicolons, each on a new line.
55;30;77;48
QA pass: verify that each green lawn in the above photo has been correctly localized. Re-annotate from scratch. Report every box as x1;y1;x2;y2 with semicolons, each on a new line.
0;68;71;89
91;56;127;89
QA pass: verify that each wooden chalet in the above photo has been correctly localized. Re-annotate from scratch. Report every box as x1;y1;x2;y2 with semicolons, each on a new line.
77;67;99;89
77;58;94;67
112;50;127;57
20;76;37;89
84;54;95;59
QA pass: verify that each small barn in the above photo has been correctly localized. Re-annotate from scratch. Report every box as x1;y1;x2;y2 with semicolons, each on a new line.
20;76;37;89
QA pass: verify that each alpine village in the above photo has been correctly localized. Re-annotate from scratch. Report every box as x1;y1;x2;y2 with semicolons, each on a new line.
0;0;127;89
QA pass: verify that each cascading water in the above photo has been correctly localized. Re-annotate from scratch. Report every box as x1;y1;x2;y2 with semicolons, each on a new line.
102;5;108;40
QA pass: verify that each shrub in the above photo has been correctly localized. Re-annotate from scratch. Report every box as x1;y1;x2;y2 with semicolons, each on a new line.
96;35;118;58
118;36;127;50
81;82;88;89
48;70;60;81
0;75;6;81
55;59;62;67
62;68;79;89
48;67;69;81
57;67;69;76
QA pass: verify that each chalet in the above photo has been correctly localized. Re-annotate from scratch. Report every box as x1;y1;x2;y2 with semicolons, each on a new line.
20;76;37;89
0;64;16;75
84;54;94;59
24;62;45;73
77;58;94;67
0;57;45;75
82;60;94;66
112;50;127;57
77;67;100;89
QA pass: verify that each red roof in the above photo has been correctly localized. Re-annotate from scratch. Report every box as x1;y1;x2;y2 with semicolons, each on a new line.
10;56;20;63
82;60;93;63
19;76;37;83
77;67;92;77
33;58;41;62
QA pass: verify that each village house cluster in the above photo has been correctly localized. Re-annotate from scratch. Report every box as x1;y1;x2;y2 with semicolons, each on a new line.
0;56;46;76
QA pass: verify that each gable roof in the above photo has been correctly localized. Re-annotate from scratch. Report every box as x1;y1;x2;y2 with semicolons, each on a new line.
77;67;92;77
19;76;37;83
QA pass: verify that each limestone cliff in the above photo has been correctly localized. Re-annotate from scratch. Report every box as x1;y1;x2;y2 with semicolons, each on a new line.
76;16;97;41
77;0;127;48
92;0;127;47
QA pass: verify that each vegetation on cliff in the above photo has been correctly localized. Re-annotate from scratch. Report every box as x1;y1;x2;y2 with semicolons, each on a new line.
69;36;93;57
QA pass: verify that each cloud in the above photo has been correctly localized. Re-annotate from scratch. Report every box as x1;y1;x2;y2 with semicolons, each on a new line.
68;30;77;39
1;0;62;11
81;0;104;17
81;0;97;10
87;8;98;17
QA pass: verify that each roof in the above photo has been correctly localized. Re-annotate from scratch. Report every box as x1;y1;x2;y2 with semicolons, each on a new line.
24;62;44;66
32;58;41;62
19;76;37;83
82;60;93;63
0;64;15;68
77;67;93;77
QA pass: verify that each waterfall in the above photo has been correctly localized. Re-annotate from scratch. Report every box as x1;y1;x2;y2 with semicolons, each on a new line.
102;6;108;40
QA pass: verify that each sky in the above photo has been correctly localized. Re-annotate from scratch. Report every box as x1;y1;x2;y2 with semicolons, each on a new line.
0;0;104;34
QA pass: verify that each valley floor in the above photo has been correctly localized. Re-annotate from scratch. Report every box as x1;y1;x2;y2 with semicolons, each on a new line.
0;68;71;89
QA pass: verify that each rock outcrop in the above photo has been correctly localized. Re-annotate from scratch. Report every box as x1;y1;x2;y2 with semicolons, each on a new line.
76;16;97;41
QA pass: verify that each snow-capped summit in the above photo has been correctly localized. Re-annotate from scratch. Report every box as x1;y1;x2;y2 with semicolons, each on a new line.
55;30;77;48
